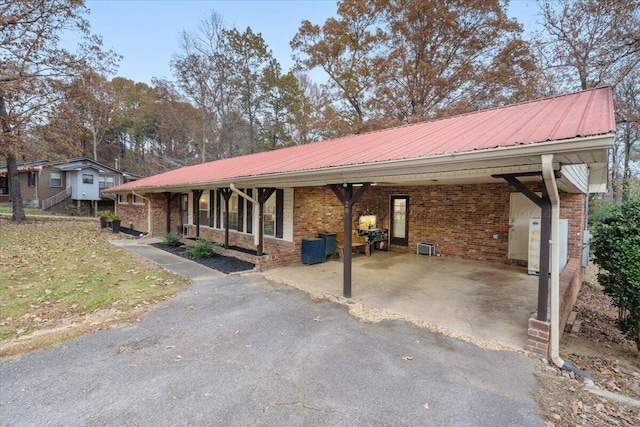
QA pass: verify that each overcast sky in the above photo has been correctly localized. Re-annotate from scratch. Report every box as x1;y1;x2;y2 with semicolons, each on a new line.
72;0;541;85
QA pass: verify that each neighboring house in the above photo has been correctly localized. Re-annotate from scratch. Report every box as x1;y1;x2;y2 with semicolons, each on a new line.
107;87;615;356
0;157;140;214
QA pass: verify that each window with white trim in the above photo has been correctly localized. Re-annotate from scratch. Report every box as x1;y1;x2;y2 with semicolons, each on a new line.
99;175;115;189
263;189;284;238
264;194;276;236
199;192;210;226
28;171;36;187
118;194;128;204
50;172;62;187
132;194;145;205
211;188;285;239
227;194;239;230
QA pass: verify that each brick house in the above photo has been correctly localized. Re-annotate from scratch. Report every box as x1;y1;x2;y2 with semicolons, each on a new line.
108;88;615;357
0;157;140;214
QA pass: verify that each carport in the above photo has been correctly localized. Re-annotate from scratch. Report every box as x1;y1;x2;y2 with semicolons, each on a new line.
108;87;615;360
264;251;539;350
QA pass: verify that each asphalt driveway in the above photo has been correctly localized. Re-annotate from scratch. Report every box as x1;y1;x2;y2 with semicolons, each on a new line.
0;274;542;426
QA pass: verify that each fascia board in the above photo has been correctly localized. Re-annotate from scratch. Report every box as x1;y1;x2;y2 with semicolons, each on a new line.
110;134;613;193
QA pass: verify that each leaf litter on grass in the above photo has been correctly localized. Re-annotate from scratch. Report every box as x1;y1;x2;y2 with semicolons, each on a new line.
0;218;190;356
534;263;640;427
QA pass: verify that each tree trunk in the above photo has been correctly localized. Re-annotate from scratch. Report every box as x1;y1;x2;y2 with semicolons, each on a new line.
0;95;26;223
7;153;26;223
91;126;98;161
622;124;632;202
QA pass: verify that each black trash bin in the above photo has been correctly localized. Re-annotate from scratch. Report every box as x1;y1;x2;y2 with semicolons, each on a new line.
301;238;325;264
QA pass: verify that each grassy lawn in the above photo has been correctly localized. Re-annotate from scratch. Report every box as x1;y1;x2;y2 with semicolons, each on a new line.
0;218;191;353
0;203;51;216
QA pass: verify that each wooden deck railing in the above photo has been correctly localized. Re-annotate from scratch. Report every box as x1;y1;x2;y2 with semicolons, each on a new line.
42;186;72;210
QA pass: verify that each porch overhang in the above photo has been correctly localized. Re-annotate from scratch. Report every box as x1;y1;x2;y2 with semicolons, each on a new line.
106;134;613;195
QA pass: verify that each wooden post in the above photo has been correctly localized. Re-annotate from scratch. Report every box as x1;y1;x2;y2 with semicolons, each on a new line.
192;189;203;238
329;183;370;298
219;188;233;249
164;192;171;234
497;173;554;321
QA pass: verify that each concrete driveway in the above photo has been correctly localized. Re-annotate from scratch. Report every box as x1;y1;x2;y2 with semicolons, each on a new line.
265;252;539;350
0;272;542;426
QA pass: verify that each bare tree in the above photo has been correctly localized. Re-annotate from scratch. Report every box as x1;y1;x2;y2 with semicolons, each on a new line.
614;68;640;200
536;0;640;199
537;0;640;91
172;11;235;161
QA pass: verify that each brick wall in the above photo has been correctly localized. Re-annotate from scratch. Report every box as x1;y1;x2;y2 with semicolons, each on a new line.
114;193;182;234
116;198;149;232
560;193;587;259
149;193;182;236
365;184;513;261
18;171;37;204
122;183;587;269
527;258;583;357
38;167;66;203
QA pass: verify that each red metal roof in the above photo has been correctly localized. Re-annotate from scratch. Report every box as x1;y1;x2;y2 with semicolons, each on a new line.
111;87;615;191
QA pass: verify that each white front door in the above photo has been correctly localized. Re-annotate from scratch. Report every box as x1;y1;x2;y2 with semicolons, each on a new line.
508;193;541;261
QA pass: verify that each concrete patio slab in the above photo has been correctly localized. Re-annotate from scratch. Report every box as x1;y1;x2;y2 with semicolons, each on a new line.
264;251;539;350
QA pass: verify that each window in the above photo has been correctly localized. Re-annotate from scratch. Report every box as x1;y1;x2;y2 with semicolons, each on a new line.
99;176;115;189
132;194;145;205
264;194;276;236
82;174;94;184
50;172;62;187
199;192;210;226
118;194;128;204
212;188;285;239
0;176;8;195
28;171;36;187
227;194;238;230
263;189;284;238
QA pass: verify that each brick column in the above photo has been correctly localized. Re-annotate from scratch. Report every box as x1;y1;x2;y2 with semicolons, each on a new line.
528;315;550;357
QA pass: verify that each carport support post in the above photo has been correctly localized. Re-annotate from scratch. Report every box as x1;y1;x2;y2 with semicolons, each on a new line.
164;192;171;234
219;188;233;249
192;190;203;238
329;183;370;298
498;174;551;321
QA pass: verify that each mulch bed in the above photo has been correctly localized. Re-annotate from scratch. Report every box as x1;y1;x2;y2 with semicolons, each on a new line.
151;243;255;274
184;238;265;256
119;227;148;238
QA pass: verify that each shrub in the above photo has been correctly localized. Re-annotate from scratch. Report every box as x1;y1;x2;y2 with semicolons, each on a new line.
97;210;112;219
185;238;218;258
162;232;182;247
588;198;616;227
591;197;640;351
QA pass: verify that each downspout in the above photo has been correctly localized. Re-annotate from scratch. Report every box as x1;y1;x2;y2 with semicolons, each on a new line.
230;183;260;246
132;191;152;234
541;155;592;380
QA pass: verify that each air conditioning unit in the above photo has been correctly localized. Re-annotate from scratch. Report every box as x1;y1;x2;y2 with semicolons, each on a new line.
417;242;435;256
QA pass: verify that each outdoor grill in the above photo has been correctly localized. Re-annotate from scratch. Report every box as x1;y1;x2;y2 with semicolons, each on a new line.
357;214;388;250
